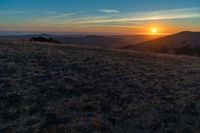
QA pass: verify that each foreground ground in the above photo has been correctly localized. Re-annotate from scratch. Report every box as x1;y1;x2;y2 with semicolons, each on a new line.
0;42;200;133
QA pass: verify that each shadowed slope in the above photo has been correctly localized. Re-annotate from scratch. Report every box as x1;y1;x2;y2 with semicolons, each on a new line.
0;42;200;133
122;31;200;56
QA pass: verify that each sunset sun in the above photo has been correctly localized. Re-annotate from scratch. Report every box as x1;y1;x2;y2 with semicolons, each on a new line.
151;28;158;34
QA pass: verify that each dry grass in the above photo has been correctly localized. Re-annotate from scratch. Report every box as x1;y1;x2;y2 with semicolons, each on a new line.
0;42;200;133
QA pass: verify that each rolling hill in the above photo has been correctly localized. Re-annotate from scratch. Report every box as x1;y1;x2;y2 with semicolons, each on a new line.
0;34;159;49
0;41;200;132
122;31;200;56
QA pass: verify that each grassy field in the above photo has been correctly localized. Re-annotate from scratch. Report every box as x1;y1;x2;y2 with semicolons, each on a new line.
0;42;200;133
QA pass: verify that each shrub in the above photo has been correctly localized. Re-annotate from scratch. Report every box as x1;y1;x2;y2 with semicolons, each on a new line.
30;37;61;44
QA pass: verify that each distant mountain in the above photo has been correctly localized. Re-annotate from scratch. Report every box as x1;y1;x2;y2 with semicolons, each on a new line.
0;34;159;49
56;35;160;48
121;31;200;56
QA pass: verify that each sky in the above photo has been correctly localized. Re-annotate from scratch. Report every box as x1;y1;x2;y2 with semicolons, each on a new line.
0;0;200;35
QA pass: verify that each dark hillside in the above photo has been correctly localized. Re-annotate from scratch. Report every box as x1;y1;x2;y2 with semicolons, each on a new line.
0;42;200;132
122;31;200;56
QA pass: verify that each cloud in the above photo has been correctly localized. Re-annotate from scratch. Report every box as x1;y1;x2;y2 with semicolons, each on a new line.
31;7;199;30
0;11;30;14
45;11;75;18
79;7;200;24
99;9;120;13
0;10;75;18
1;7;200;32
45;11;57;15
55;13;75;18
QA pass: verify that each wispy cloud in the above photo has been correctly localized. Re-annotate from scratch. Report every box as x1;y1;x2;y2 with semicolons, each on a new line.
0;10;75;18
1;7;200;33
55;13;75;18
45;11;57;15
79;7;200;24
44;11;76;18
18;7;200;31
0;11;30;14
99;9;120;13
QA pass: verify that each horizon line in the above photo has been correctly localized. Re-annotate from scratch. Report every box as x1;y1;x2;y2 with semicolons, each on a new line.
0;30;194;36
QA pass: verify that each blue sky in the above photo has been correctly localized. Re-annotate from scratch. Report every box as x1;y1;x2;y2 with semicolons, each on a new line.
0;0;200;34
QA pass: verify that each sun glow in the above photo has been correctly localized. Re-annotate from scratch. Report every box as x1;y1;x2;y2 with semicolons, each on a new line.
151;27;158;34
